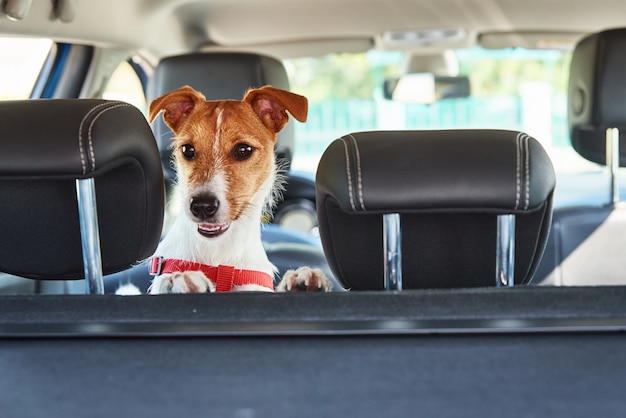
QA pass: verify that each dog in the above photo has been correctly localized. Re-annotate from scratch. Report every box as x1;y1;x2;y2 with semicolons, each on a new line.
146;85;332;294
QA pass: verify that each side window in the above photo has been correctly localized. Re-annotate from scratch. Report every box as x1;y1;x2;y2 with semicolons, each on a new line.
0;37;53;100
103;60;147;115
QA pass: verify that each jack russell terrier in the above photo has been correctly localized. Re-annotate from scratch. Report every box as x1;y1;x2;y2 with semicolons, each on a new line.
146;85;332;293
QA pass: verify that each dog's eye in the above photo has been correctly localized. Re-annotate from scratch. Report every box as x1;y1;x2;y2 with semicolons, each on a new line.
181;144;196;160
233;144;254;161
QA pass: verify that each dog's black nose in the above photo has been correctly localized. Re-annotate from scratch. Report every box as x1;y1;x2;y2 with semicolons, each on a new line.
190;196;219;220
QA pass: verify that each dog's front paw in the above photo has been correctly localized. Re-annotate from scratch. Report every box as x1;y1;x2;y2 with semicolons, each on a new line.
276;267;333;292
149;271;215;294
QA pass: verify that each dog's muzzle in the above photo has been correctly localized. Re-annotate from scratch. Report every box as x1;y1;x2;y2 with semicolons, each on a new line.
190;195;231;237
190;195;220;220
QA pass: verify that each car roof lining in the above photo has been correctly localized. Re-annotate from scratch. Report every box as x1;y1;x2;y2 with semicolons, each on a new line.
2;0;626;60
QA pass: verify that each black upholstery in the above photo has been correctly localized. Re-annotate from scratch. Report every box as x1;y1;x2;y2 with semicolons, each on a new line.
316;130;556;290
533;28;626;285
0;99;164;280
4;287;626;417
568;28;626;166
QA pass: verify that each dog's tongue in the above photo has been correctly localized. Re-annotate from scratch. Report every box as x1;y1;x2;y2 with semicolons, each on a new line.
198;222;231;238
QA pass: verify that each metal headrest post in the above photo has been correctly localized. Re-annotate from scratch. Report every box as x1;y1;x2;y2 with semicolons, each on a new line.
606;127;620;204
496;214;515;287
76;178;104;294
383;213;402;291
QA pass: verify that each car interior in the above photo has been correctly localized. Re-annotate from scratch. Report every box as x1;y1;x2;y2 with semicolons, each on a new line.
532;28;626;285
1;0;626;416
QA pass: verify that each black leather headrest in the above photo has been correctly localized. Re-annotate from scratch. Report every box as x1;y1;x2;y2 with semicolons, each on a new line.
569;28;626;165
318;130;554;213
316;130;556;290
0;99;164;280
147;52;294;180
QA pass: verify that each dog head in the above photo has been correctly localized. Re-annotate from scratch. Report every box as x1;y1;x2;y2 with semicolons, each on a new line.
149;85;307;238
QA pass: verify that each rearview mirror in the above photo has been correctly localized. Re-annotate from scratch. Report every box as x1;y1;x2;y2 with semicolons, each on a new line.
384;74;470;104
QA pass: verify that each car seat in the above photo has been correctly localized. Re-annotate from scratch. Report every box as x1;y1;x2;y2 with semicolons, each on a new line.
0;99;164;293
533;28;626;285
316;129;555;290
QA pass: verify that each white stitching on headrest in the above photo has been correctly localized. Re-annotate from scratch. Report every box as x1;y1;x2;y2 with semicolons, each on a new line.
79;102;111;175
514;132;531;210
87;103;133;172
515;132;522;210
524;134;530;210
347;134;366;211
339;137;356;211
79;102;133;174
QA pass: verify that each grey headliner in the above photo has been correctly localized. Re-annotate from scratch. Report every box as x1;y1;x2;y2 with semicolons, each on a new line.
1;0;626;61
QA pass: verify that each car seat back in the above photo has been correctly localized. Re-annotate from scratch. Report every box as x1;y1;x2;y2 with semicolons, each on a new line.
0;100;164;293
316;130;556;290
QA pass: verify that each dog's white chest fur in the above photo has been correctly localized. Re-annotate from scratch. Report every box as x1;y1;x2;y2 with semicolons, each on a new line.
154;174;277;275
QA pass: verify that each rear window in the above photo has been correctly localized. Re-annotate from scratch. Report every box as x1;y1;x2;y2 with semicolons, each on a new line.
285;48;605;208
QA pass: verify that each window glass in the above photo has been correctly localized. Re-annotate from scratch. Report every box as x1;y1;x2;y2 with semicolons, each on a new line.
285;48;605;208
103;60;147;114
0;37;52;100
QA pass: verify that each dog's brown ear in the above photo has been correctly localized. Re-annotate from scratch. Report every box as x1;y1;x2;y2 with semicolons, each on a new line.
243;85;308;134
148;85;206;133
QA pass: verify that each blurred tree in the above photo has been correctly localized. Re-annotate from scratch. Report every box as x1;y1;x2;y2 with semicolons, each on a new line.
286;48;572;100
286;53;376;100
459;49;572;96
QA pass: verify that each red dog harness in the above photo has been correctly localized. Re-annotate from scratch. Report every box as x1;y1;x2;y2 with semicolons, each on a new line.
149;257;274;292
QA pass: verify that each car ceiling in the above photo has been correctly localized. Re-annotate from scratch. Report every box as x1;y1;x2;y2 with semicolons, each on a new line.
1;0;626;61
